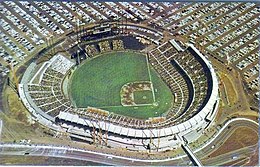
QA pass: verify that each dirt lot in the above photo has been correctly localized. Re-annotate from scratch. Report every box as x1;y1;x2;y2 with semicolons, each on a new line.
208;127;258;158
0;155;104;166
244;147;259;166
219;72;238;106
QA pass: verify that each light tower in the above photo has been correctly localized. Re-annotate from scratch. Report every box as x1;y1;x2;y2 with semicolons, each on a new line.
75;12;83;65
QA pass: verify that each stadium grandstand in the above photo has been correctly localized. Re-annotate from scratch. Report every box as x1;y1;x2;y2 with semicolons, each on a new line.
19;23;219;152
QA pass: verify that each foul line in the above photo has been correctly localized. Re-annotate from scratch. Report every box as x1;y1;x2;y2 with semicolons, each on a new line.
145;53;156;103
97;103;154;109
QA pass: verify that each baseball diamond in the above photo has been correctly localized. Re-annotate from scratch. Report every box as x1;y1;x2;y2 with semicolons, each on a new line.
69;51;173;119
18;22;219;153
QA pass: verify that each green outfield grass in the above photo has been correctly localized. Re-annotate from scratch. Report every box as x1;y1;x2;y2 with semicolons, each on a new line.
69;51;173;119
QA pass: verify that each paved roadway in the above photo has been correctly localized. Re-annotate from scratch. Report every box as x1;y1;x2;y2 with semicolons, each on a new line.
203;144;257;166
196;119;258;166
0;118;258;166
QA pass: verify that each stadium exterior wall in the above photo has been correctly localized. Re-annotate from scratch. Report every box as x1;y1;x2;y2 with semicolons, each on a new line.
18;41;219;150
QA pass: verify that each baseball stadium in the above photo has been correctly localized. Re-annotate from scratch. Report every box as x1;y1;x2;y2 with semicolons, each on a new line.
18;22;219;152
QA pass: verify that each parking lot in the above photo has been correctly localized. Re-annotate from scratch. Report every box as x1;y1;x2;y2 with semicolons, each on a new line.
0;2;258;100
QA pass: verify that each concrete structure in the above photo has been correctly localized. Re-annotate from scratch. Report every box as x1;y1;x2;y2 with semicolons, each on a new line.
18;24;219;152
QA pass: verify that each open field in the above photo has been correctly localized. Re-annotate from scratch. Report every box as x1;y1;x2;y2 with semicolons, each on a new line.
208;127;258;158
0;155;104;166
244;147;259;166
0;87;54;143
219;72;238;106
69;51;173;119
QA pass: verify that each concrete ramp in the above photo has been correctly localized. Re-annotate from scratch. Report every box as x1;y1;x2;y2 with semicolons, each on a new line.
181;144;203;167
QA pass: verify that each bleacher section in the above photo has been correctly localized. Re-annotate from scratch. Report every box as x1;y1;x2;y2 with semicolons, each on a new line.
21;40;217;127
148;41;213;125
85;39;125;57
26;54;75;118
25;41;127;121
19;39;219;152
